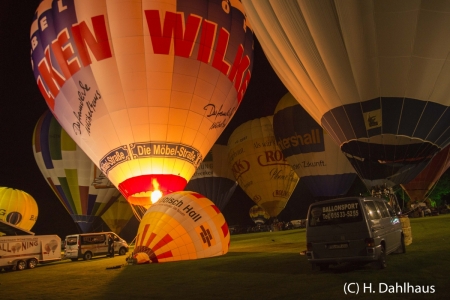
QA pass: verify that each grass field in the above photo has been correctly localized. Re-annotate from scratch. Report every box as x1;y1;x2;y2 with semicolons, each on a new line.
1;214;450;299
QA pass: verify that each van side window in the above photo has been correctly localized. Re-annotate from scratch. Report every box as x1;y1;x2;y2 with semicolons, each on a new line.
81;234;106;245
364;201;380;220
374;201;390;218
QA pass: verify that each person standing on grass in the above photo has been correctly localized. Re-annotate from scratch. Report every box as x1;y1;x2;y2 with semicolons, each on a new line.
108;233;114;258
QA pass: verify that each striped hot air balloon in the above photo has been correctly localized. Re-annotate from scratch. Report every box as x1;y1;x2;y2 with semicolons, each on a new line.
33;110;122;232
133;191;229;263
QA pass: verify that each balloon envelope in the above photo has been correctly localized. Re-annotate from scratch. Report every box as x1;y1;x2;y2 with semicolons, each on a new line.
249;205;270;225
184;144;237;211
33;110;122;232
273;93;357;197
133;191;229;263
0;187;38;232
101;195;134;235
242;0;450;189
30;0;254;207
227;116;299;217
401;145;450;202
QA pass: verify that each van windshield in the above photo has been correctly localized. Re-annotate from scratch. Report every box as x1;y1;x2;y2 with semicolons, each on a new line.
308;199;363;227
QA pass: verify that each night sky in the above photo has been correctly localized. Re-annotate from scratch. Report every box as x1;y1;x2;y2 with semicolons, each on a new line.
0;1;363;240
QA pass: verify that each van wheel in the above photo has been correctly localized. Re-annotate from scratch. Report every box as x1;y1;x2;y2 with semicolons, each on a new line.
16;260;27;271
119;247;127;256
27;258;38;269
376;246;387;269
83;251;93;260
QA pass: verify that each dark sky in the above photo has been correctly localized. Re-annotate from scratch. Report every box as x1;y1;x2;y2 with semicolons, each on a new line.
0;1;353;239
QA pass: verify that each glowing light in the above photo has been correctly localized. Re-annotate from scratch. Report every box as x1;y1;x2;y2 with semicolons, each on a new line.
151;179;163;204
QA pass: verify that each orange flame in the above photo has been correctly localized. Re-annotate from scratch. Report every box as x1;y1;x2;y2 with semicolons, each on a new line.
151;179;163;204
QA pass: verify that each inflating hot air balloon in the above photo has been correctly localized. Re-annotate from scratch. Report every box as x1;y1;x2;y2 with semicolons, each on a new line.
273;93;357;198
30;0;254;208
249;205;270;225
242;0;450;190
227;116;299;217
401;145;450;203
0;187;38;232
133;191;229;263
33;110;122;232
101;195;134;235
184;144;237;211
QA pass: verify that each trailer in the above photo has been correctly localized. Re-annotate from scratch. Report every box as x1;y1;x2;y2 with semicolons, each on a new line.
0;234;62;271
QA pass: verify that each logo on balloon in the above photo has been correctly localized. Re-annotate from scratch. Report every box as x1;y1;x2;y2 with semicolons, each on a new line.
231;159;250;180
364;109;382;130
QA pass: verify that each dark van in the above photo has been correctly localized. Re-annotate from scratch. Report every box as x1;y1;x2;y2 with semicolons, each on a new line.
306;197;405;270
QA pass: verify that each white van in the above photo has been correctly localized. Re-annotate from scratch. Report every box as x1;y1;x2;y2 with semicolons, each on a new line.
64;232;128;261
305;197;405;270
0;235;61;271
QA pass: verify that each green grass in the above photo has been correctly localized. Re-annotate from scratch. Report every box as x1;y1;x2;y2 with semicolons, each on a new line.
1;215;450;299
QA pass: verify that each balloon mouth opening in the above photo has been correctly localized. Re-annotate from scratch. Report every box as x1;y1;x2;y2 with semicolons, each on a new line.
118;175;187;206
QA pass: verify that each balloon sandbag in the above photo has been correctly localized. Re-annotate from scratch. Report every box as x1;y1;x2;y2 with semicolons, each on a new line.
30;0;254;207
0;187;38;231
133;191;229;263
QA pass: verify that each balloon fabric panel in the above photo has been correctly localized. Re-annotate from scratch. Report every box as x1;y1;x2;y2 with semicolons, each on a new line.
30;0;254;204
401;145;450;202
184;144;238;210
273;93;357;197
33;110;123;232
133;191;229;263
242;0;450;189
0;187;39;231
227;116;299;217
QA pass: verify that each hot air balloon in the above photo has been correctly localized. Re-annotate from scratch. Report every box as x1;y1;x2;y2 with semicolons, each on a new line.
101;195;135;235
242;0;450;190
30;0;254;208
0;187;38;232
401;144;450;203
249;205;270;225
132;191;229;263
227;116;299;217
273;93;357;198
184;144;237;211
33;110;122;232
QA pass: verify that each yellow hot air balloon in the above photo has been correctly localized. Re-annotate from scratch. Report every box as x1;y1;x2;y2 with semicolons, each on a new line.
133;191;229;263
101;195;134;235
30;0;254;208
227;116;299;217
0;187;38;233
